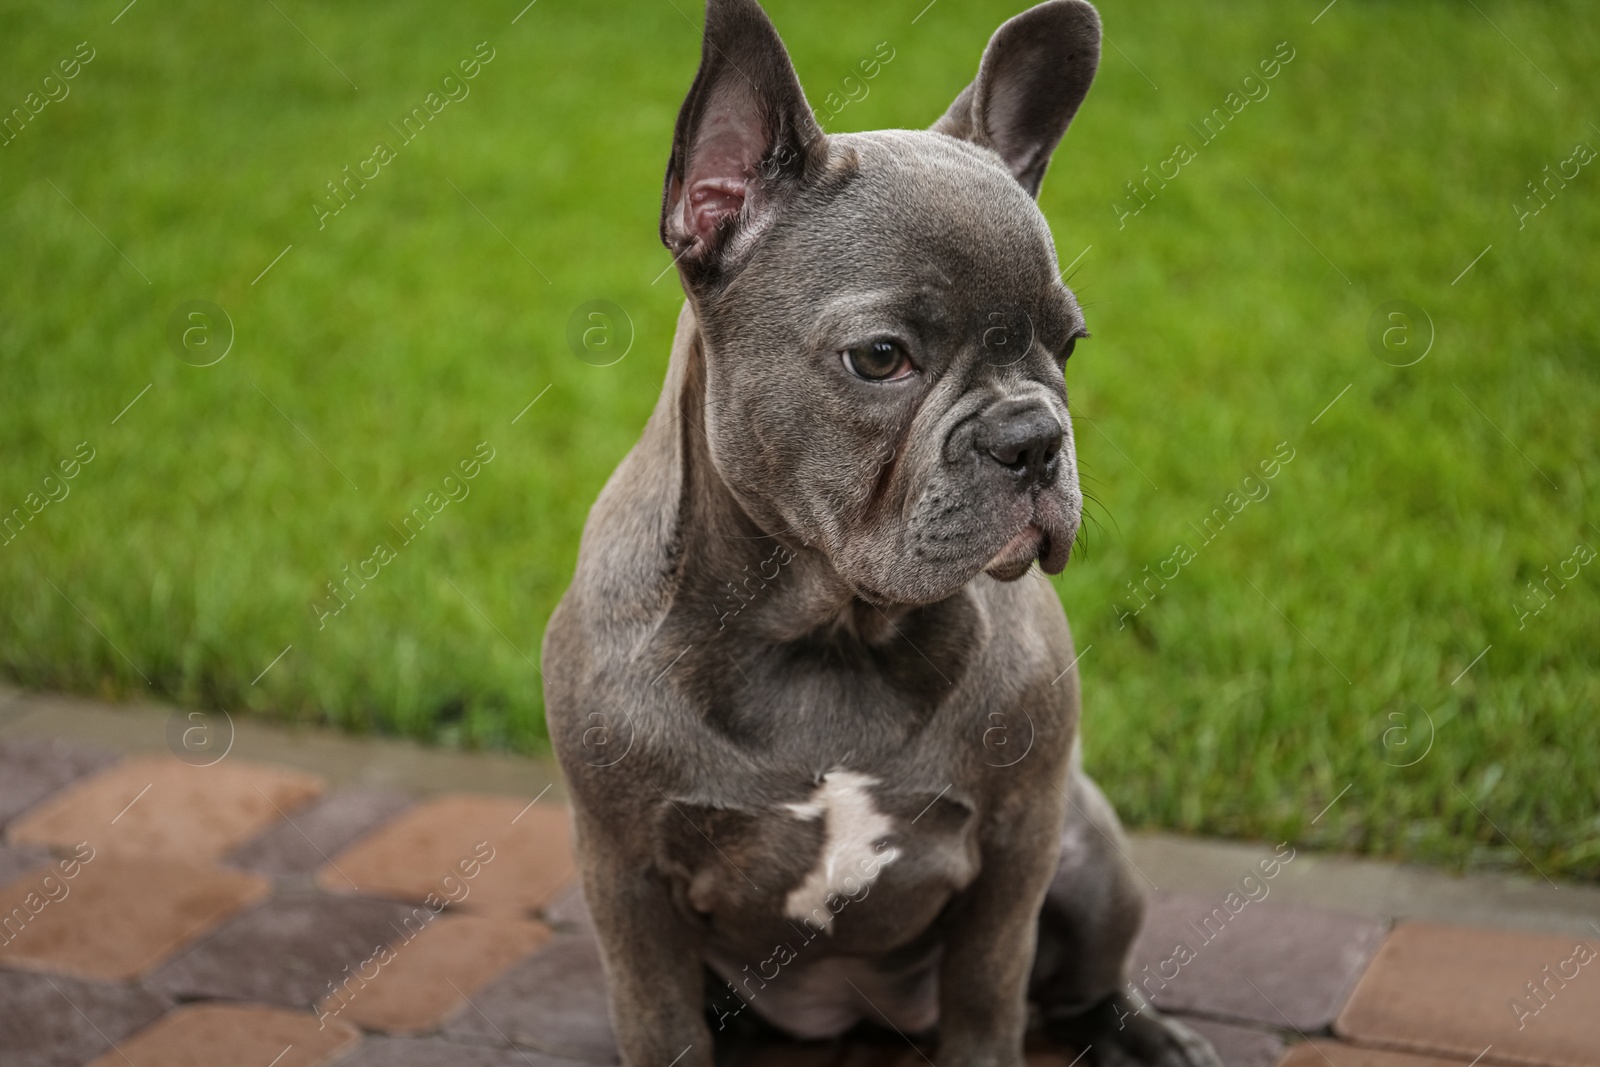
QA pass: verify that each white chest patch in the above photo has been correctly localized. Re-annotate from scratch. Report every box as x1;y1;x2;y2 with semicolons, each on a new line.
783;771;898;933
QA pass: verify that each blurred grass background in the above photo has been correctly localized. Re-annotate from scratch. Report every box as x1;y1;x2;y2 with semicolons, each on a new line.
1;0;1596;879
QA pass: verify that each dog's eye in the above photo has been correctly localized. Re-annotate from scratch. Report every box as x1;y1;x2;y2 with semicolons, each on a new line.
1058;333;1086;364
842;340;912;382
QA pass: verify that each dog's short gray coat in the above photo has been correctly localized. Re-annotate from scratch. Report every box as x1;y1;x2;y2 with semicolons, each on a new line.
543;3;1222;1064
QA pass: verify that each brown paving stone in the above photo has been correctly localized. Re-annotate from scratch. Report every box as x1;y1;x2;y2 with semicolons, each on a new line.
226;787;413;880
442;931;617;1062
0;738;120;832
317;913;551;1034
0;969;169;1067
1335;922;1600;1067
144;890;429;1008
0;853;268;981
7;755;323;859
1280;1042;1471;1067
1130;891;1387;1031
84;1003;360;1067
319;794;576;919
340;1036;607;1066
0;841;51;885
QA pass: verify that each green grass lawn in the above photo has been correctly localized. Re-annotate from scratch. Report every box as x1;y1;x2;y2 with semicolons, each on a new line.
2;0;1596;880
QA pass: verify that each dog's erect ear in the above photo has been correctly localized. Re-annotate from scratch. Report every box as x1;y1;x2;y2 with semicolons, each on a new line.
661;0;826;286
931;0;1101;198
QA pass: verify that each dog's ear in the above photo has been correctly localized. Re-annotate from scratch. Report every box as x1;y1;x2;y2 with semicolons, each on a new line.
661;0;826;287
931;0;1101;198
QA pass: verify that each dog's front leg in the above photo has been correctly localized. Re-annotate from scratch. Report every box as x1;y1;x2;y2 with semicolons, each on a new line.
935;818;1063;1067
582;851;712;1067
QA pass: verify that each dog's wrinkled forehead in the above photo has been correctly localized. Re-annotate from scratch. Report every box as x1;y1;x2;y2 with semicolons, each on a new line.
723;130;1081;350
662;0;1100;315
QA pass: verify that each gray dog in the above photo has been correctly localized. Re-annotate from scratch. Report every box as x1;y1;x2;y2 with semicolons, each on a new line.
544;2;1221;1064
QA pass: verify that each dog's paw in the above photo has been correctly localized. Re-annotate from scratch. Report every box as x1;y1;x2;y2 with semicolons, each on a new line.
1041;993;1223;1067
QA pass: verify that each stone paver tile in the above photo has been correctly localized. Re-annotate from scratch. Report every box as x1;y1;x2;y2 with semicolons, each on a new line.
144;890;428;1008
1130;891;1387;1031
1178;1016;1284;1067
318;794;575;920
317;914;551;1034
339;1036;605;1067
0;738;120;832
543;879;593;931
0;853;268;981
8;755;323;859
0;969;169;1067
0;842;51;886
442;931;617;1062
226;787;413;880
1280;1042;1473;1067
1336;922;1600;1067
84;1003;360;1067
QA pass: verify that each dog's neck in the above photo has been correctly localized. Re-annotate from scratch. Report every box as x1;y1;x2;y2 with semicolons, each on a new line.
645;299;923;648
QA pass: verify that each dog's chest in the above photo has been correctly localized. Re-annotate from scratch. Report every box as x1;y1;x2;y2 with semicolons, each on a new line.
653;762;981;959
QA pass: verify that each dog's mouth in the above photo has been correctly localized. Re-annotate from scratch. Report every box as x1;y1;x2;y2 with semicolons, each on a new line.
980;495;1077;582
983;524;1044;581
982;522;1065;581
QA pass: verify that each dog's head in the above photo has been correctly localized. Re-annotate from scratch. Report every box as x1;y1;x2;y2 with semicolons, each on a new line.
663;0;1100;606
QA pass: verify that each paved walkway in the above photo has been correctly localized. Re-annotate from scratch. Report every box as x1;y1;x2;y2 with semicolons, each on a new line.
1;685;1596;1067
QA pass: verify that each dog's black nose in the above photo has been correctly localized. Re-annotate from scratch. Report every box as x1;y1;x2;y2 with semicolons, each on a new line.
977;400;1063;488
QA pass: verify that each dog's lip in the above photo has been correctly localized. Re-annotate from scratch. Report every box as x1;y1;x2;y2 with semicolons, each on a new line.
983;524;1044;581
1034;493;1076;575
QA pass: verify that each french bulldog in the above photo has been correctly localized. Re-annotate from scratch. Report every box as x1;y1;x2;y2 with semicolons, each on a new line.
543;2;1222;1064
